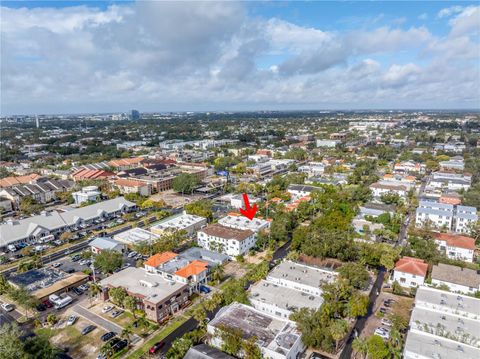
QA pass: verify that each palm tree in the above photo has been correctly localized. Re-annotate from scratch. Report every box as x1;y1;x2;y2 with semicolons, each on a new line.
330;319;348;352
192;305;207;327
136;312;149;331
121;325;133;342
352;337;368;359
88;282;101;306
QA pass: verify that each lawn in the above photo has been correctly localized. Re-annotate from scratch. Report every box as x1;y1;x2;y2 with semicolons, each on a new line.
99;310;158;337
126;316;189;359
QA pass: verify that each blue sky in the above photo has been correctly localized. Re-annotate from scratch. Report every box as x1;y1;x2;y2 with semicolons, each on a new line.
1;1;479;114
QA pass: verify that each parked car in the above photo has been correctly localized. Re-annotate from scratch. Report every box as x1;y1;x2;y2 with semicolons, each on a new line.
379;307;388;314
116;219;125;224
149;342;165;354
374;327;390;340
102;305;114;313
51;262;62;268
79;259;91;266
66;315;78;326
43;300;53;308
112;339;128;353
66;268;76;274
1;303;14;312
36;303;46;312
72;287;83;295
127;251;137;258
81;325;96;335
111;309;123;318
71;254;81;262
381;318;393;327
199;285;211;294
101;331;116;342
78;284;89;291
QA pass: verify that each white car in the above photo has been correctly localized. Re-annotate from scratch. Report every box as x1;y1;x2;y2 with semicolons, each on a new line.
1;303;14;312
102;305;114;313
79;259;91;266
381;318;393;327
51;262;62;268
127;251;137;258
374;328;390;340
66;315;77;326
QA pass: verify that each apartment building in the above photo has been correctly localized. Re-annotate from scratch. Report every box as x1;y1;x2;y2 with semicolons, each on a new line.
369;182;408;199
431;263;480;295
113;178;152;196
415;200;477;233
287;184;322;200
197;224;256;257
433;233;476;263
72;186;101;205
403;286;480;359
266;260;337;297
391;257;428;288
208;302;304;359
218;213;270;233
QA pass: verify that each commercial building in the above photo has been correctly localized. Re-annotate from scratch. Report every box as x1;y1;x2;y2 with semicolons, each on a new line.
113;227;160;246
100;267;190;323
150;211;207;236
208;302;304;359
113;178;152;196
0;197;136;249
403;286;480;359
433;233;476;263
89;237;126;254
8;267;88;301
197;224;256;257
391;257;428;288
431;263;480;295
249;279;322;319
266;260;337;297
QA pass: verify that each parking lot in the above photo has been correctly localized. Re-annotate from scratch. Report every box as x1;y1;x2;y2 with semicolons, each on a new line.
361;290;413;340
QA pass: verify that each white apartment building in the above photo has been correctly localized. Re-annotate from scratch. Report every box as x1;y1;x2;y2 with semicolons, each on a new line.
316;139;340;148
266;260;337;297
197;224;256;257
230;194;260;209
433;233;476;263
391;257;428;288
218;214;270;233
431;263;480;295
416;200;477;234
403;286;480;359
287;184;322;201
72;186;101;205
369;182;408;199
150;211;207;236
298;162;325;177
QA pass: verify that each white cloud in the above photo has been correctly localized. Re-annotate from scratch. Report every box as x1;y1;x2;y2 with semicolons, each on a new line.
0;1;479;113
438;6;465;18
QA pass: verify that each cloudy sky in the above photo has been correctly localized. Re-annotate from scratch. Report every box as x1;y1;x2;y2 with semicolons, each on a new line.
1;1;479;115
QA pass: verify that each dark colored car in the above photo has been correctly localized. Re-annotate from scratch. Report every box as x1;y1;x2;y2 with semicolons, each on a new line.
81;325;96;335
199;285;211;294
149;342;165;354
36;303;46;312
112;339;128;353
101;332;116;342
72;287;83;295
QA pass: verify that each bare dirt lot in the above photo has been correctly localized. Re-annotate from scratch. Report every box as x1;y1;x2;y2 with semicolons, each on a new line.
149;190;206;208
223;261;248;279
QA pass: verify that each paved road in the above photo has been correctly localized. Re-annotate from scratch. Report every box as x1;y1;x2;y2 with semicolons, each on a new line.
339;268;386;359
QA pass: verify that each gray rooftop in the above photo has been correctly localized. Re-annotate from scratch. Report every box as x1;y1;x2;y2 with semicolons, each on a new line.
267;260;337;289
209;302;301;355
184;344;235;359
178;247;229;266
431;264;480;289
100;267;187;304
250;280;323;312
404;331;480;359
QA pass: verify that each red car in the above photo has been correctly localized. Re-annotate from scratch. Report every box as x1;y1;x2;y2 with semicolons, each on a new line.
43;300;53;308
149;342;165;354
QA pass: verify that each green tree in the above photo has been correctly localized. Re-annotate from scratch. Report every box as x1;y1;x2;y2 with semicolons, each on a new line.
123;296;137;318
93;249;123;273
242;336;262;359
348;294;369;318
352;337;368;359
19;197;43;216
338;263;370;289
330;319;348;351
0;323;28;359
108;287;128;307
185;200;213;221
366;335;389;359
172;173;199;194
218;325;243;356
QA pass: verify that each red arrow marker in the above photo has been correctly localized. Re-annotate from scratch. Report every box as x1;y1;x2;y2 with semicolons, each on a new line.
239;193;258;220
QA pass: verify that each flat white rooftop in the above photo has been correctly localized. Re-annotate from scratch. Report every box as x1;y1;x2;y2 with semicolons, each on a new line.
218;214;270;233
113;227;159;244
267;260;337;289
150;211;206;232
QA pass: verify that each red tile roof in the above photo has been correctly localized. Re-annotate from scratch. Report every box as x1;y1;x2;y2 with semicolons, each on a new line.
175;260;209;278
434;233;476;250
114;178;146;188
144;252;177;267
394;257;428;276
72;169;114;180
0;173;41;187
